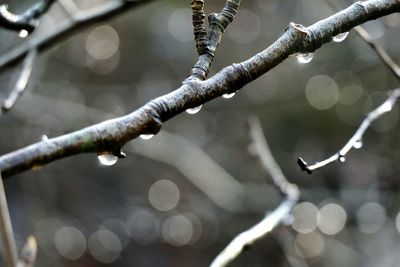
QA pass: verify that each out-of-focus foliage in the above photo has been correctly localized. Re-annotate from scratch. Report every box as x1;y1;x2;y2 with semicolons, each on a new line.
0;0;400;266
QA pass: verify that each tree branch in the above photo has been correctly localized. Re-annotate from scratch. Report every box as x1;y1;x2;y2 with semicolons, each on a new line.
0;49;37;115
298;88;400;173
209;117;299;267
0;172;19;267
0;0;154;72
354;25;400;80
0;0;57;34
0;0;399;178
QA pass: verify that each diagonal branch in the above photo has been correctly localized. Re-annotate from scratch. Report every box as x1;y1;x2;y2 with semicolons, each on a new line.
354;26;400;80
0;0;57;34
209;117;299;267
0;49;37;116
0;0;399;178
0;0;154;73
298;88;400;174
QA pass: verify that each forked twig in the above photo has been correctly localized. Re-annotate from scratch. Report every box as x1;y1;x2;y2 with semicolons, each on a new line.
210;117;300;267
298;88;400;173
1;49;37;116
354;26;400;80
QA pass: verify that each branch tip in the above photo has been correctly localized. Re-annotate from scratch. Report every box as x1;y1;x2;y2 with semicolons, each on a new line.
297;157;312;174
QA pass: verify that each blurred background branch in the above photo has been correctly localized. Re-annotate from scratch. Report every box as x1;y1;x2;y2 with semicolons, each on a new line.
210;117;299;267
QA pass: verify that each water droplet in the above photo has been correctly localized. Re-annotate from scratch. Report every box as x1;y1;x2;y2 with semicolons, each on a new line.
19;29;29;38
354;140;363;149
332;32;349;42
186;105;202;114
379;101;393;113
296;53;314;64
222;92;236;99
338;156;346;163
41;135;49;141
140;134;154;140
98;153;118;166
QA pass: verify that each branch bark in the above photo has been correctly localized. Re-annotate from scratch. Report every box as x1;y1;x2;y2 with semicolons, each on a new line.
0;0;399;178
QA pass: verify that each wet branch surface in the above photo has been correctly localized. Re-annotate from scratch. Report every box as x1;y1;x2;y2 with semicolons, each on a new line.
0;0;399;178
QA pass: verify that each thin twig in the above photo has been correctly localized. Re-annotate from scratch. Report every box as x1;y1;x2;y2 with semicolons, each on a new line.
189;0;241;80
0;0;57;34
0;0;154;72
210;117;300;267
0;172;19;267
0;49;37;116
298;88;400;173
354;26;400;80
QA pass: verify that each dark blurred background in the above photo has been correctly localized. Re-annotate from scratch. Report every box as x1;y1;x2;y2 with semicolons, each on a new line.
0;0;400;266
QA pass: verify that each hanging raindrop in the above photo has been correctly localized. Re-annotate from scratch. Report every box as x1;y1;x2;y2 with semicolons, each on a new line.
353;140;363;149
97;153;118;166
41;135;49;141
186;105;202;114
19;29;29;38
332;32;349;42
222;92;236;99
296;53;314;64
140;134;154;140
338;155;346;163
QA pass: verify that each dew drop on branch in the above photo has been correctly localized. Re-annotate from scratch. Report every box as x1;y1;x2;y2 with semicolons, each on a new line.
98;153;118;166
332;32;349;42
222;92;236;99
338;156;346;163
186;105;202;114
41;135;49;141
297;53;314;64
19;29;29;38
140;134;154;140
353;140;363;149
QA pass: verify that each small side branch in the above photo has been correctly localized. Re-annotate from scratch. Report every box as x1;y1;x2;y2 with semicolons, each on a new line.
0;0;57;34
210;117;300;267
1;49;37;116
354;26;400;80
189;0;241;80
298;88;400;173
0;172;19;267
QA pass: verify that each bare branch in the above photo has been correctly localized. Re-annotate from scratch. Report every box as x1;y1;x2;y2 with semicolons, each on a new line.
0;49;36;115
0;0;57;34
189;0;241;80
354;26;400;80
0;172;19;267
210;116;299;267
298;88;400;173
0;0;154;73
0;0;399;178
